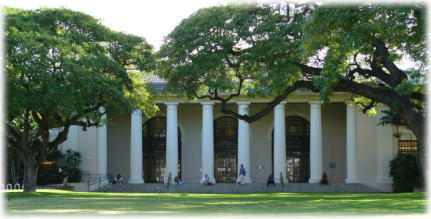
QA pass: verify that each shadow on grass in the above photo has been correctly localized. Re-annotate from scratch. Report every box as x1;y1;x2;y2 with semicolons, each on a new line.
4;190;427;215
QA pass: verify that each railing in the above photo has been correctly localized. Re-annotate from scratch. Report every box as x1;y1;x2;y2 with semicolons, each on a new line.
83;173;113;192
280;172;284;192
166;172;171;192
1;183;23;190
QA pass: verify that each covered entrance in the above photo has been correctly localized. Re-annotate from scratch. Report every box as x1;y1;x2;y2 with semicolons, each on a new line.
142;117;181;183
214;116;238;183
272;116;310;183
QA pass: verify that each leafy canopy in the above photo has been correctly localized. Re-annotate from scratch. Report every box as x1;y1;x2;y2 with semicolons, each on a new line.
158;4;314;98
6;7;157;131
302;4;426;101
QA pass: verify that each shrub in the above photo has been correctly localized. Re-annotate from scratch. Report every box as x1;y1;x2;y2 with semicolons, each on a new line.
389;153;422;192
58;150;82;183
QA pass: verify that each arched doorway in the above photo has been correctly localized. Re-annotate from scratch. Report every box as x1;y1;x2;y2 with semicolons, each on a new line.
214;116;238;183
142;117;182;183
272;116;310;183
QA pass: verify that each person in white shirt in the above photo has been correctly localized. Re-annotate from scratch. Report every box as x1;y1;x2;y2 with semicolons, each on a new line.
200;174;212;185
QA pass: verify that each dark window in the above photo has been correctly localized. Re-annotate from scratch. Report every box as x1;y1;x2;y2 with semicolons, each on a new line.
142;117;181;183
214;116;238;183
272;116;310;183
398;140;418;154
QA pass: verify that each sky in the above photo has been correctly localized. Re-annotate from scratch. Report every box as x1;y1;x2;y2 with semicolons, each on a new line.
2;0;425;69
1;0;250;51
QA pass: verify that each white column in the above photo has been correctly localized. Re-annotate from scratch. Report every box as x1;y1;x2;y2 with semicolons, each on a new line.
165;102;179;184
273;101;287;183
376;104;394;183
201;101;215;183
69;126;79;151
97;107;108;175
309;101;323;183
237;101;252;183
97;108;108;182
129;109;144;184
345;101;358;183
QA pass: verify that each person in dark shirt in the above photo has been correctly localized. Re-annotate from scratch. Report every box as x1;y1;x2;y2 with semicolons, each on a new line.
267;174;275;186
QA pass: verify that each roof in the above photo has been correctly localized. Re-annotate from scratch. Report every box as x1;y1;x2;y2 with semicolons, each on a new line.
143;75;167;91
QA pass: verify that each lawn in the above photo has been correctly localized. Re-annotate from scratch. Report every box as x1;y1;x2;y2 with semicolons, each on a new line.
3;190;427;215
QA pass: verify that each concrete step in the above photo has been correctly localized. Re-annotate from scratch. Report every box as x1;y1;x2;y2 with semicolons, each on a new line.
95;183;383;193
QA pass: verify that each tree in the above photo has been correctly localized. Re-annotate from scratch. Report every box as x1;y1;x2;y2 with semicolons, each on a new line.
6;7;157;193
158;3;425;171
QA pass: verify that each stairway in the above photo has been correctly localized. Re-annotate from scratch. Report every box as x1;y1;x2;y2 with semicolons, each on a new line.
96;183;383;193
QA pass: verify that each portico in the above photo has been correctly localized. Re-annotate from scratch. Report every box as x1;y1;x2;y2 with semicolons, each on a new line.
91;98;388;186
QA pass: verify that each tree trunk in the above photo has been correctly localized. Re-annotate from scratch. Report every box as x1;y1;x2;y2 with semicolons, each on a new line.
23;157;39;193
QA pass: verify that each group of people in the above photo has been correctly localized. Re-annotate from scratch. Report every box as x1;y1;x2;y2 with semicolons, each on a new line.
111;167;328;186
198;164;307;187
174;176;184;185
200;164;249;185
113;174;123;184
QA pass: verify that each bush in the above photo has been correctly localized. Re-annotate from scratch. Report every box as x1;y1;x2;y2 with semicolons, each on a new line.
58;150;82;183
37;149;82;185
389;153;422;192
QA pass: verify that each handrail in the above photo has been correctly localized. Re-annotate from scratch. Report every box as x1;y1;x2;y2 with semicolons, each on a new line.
166;172;171;191
85;174;113;191
280;172;284;192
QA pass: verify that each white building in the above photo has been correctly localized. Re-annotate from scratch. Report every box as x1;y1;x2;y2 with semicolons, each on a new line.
55;80;417;192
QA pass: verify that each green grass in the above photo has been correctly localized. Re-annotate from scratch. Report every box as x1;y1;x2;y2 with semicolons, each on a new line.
4;190;427;215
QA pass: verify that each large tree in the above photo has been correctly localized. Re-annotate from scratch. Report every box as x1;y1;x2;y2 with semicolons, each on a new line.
158;3;425;171
6;8;157;193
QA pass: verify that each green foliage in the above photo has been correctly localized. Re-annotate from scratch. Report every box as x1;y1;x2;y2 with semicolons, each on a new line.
37;149;82;185
353;97;377;116
158;3;425;111
6;7;157;192
125;71;159;117
378;109;402;127
158;4;313;98
58;149;82;182
302;4;426;100
5;7;156;129
389;153;422;193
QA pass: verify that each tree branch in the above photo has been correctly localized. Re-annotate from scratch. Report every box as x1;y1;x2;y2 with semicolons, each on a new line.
219;80;316;123
372;40;407;86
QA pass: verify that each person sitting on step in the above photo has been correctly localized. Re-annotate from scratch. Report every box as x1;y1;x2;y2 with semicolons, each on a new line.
115;174;123;185
267;174;275;186
200;174;212;185
174;176;184;185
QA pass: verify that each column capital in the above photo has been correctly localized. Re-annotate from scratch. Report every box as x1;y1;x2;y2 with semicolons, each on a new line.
376;103;388;110
274;101;287;110
132;109;142;116
165;101;179;106
200;101;215;105
236;101;251;106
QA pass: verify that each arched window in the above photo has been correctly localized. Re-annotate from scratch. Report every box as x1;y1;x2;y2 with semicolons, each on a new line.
214;116;238;183
142;117;181;183
272;116;310;183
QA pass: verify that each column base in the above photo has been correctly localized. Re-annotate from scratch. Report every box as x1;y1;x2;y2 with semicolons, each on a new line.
235;177;252;184
128;178;144;184
345;178;359;183
376;177;392;184
308;177;320;183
